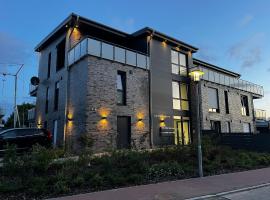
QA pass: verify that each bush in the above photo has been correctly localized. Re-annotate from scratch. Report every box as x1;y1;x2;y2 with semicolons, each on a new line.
2;139;270;199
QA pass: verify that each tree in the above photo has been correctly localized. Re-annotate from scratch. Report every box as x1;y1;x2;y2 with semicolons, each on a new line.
5;103;35;128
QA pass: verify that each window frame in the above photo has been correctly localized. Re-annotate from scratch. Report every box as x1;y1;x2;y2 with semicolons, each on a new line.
45;87;49;114
54;81;59;111
208;87;220;113
172;81;189;111
56;39;66;71
171;50;188;77
47;52;51;79
241;95;249;116
224;90;229;114
117;71;127;105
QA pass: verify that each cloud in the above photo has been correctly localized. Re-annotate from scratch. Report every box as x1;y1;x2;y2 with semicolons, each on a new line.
227;33;264;68
239;14;254;27
0;32;30;64
110;17;135;33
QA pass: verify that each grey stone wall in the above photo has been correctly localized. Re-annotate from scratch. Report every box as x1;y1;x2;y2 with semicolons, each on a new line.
36;33;68;146
199;80;255;133
66;56;150;152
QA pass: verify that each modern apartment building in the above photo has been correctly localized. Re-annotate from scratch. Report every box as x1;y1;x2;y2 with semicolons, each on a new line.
30;13;264;151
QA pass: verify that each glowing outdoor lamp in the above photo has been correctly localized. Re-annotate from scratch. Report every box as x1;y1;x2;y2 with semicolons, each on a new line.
189;67;204;82
189;66;204;178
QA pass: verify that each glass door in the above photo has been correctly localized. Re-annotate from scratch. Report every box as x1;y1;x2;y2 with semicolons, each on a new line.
174;117;190;145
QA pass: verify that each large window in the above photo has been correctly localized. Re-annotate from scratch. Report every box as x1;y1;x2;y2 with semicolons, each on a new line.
54;82;59;111
47;52;51;79
117;71;126;105
225;121;231;133
172;81;189;111
173;116;190;145
45;87;49;114
241;95;249;116
56;39;65;71
171;50;187;76
224;91;229;114
208;87;219;112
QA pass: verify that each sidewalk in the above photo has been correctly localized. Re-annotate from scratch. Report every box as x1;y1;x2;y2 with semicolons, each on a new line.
49;167;270;200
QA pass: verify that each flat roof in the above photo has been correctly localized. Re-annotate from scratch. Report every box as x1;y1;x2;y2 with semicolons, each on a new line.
35;13;198;52
193;58;241;78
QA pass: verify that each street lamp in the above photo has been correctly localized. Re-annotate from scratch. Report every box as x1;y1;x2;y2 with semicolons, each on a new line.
189;67;204;177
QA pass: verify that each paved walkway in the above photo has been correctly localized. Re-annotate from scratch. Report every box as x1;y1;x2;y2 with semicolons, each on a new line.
48;167;270;200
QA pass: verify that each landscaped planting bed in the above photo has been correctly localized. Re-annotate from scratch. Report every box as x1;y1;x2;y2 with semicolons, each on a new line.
1;137;270;199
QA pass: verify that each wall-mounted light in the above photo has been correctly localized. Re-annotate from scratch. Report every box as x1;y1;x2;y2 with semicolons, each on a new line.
101;116;107;120
67;114;73;121
138;118;143;122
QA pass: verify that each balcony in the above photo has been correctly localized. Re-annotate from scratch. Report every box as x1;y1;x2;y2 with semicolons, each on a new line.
29;84;38;97
68;37;150;70
200;68;264;98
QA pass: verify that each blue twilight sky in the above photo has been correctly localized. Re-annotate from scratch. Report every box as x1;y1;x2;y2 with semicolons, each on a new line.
0;0;270;119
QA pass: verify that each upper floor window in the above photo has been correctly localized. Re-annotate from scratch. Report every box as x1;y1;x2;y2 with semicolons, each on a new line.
54;82;59;111
45;87;49;114
171;50;187;76
241;95;249;116
224;91;229;114
117;71;126;105
56;39;65;71
208;87;219;113
172;81;189;111
47;52;51;79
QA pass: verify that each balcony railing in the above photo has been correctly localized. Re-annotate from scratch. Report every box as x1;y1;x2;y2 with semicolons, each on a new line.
200;67;264;97
68;37;150;70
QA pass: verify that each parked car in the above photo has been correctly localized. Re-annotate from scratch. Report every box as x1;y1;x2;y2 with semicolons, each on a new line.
0;128;52;154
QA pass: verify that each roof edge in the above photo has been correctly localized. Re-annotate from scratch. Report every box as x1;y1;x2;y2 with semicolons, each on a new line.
193;58;241;78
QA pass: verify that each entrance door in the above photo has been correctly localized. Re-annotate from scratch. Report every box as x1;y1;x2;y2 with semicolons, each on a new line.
53;120;58;147
117;116;131;149
174;117;190;145
211;121;221;134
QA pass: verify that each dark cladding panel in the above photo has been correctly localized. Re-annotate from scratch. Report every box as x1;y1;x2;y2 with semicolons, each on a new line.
150;39;174;145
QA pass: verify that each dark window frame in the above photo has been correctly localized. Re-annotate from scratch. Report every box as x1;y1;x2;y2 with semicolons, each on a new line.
56;39;66;71
117;71;126;105
47;52;51;79
171;49;188;77
241;95;249;116
45;87;49;114
172;81;189;111
208;87;220;113
54;82;59;111
224;90;229;114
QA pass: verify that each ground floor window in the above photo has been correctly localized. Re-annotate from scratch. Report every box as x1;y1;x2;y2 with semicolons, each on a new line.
210;120;221;133
173;116;190;145
243;123;251;133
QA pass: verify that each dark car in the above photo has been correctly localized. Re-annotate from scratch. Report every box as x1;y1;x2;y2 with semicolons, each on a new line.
0;128;52;154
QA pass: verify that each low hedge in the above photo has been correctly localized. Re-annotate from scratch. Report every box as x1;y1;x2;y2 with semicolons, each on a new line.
1;138;270;199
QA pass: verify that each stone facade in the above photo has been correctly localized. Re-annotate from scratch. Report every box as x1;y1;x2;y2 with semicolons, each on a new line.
199;80;255;133
66;56;150;152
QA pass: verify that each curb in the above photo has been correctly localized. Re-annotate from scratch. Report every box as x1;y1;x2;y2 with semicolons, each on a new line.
185;182;270;199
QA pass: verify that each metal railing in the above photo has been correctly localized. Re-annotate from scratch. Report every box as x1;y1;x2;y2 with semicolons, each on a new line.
200;67;264;97
68;37;150;70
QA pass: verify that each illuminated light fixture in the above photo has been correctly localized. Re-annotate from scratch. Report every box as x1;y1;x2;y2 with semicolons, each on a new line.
67;114;73;121
101;116;107;120
189;67;204;82
160;119;165;123
138;118;143;122
65;24;69;28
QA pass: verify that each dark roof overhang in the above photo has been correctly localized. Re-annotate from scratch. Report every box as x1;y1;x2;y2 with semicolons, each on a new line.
193;58;241;78
132;27;198;53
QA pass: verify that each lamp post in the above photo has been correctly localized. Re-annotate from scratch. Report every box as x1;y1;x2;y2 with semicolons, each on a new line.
189;67;204;177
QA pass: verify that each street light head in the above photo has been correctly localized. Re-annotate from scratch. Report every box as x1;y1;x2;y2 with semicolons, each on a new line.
189;67;204;82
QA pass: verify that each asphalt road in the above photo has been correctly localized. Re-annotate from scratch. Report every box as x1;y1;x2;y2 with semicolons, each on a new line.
201;185;270;200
